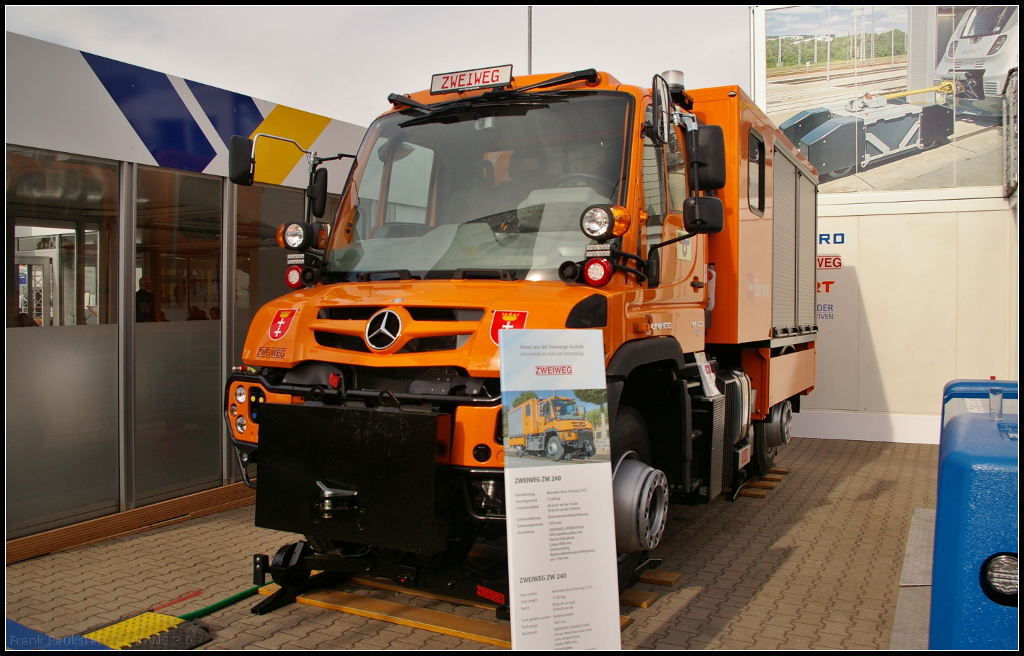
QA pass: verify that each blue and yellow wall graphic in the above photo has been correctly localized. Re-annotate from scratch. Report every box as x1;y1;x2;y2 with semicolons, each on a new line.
7;32;364;191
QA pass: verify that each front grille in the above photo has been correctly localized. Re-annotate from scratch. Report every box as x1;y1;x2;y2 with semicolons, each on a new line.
314;331;370;352
317;306;383;320
407;307;484;322
398;336;459;353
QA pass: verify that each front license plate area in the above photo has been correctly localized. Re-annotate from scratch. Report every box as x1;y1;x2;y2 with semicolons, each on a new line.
256;403;450;554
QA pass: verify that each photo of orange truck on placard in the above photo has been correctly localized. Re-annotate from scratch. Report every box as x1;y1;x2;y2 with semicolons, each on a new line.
503;390;610;462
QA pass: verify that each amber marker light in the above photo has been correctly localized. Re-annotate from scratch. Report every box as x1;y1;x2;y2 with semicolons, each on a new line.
276;224;287;248
610;205;631;237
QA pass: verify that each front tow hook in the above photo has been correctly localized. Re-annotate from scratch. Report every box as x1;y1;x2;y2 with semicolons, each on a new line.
317;481;358;519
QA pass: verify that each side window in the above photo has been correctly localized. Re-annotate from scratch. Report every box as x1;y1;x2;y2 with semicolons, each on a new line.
666;126;688;211
748;130;765;214
525;405;531;417
642;107;665;223
354;137;387;239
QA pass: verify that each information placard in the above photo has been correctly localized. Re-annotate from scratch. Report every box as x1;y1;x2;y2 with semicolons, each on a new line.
499;329;621;650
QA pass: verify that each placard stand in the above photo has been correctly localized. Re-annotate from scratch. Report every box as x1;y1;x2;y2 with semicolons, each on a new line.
499;329;621;650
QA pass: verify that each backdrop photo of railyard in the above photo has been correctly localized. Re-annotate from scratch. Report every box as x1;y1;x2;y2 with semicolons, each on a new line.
765;5;1013;193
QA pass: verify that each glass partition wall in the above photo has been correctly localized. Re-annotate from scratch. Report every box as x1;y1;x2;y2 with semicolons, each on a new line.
133;167;224;505
5;146;325;537
6;146;121;537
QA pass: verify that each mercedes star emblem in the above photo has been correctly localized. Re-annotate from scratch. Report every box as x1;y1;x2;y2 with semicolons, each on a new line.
365;309;402;350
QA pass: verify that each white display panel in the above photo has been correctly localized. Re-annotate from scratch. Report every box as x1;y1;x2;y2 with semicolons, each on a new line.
499;329;620;650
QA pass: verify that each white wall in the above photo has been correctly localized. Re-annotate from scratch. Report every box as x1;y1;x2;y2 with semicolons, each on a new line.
796;186;1018;443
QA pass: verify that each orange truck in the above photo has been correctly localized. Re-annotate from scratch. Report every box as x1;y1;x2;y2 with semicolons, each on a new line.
506;394;596;460
225;67;818;598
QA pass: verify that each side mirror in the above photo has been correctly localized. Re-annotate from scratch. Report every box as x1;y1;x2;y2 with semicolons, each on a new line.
228;135;255;186
650;74;672;144
683;196;724;234
309;168;328;218
690;125;726;190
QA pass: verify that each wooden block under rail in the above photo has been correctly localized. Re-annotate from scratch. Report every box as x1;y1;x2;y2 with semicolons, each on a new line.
639;569;681;586
747;480;776;490
740;488;769;498
350;575;498;610
760;474;784;482
620;615;633;630
769;467;790;475
620;589;659;608
298;589;511;648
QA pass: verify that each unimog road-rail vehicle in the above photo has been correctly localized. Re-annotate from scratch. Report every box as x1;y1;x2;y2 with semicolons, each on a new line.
224;66;819;610
506;394;597;460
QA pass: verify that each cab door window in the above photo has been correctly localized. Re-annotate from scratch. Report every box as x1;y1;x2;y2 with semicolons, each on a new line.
641;106;666;222
665;124;688;211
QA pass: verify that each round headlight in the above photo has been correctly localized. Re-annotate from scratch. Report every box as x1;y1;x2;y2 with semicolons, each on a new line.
581;206;613;240
234;386;246;403
284;223;307;249
235;416;247;433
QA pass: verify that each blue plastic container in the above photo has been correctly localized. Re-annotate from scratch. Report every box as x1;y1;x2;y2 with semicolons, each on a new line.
930;380;1018;650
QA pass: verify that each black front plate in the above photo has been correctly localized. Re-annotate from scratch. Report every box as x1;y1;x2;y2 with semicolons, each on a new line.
255;403;452;554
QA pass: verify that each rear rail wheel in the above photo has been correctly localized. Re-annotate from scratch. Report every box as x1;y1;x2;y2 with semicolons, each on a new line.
749;399;792;476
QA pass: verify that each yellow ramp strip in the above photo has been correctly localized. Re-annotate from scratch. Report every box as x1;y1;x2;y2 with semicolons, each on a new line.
297;588;512;648
250;105;331;185
83;612;183;650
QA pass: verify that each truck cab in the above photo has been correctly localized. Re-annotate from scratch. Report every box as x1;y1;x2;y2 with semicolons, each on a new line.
225;67;818;593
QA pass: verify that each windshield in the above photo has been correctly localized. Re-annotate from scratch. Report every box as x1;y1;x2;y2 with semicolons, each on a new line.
325;91;633;281
550;399;578;419
961;6;1016;38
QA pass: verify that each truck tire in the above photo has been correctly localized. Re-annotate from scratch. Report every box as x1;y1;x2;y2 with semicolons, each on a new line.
611;406;654;592
546;435;565;461
749;400;790;476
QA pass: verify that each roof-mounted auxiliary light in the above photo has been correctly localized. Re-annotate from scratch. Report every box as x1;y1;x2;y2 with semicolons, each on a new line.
277;221;314;251
580;205;630;242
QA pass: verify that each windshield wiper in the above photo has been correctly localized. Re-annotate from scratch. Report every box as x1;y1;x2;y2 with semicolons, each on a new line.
397;94;570;128
508;68;599;93
386;93;433;113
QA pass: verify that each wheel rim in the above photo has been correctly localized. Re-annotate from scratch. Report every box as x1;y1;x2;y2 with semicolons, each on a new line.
612;456;669;552
638;469;669;549
546;438;563;460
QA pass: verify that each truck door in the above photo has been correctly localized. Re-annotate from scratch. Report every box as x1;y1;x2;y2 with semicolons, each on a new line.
641;121;707;304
